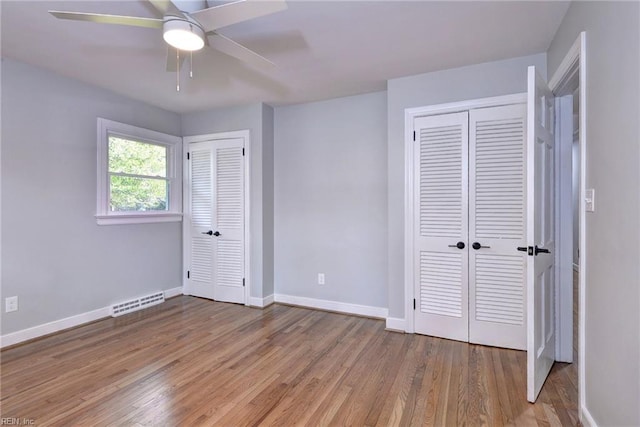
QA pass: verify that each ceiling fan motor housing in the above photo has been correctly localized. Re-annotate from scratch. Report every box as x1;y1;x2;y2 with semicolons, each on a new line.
162;15;205;51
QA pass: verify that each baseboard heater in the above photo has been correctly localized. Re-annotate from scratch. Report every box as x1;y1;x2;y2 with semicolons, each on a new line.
111;291;165;317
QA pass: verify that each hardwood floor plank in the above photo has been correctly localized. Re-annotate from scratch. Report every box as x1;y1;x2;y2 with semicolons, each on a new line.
1;296;578;426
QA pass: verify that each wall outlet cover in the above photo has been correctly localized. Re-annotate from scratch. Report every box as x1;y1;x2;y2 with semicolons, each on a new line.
5;296;18;313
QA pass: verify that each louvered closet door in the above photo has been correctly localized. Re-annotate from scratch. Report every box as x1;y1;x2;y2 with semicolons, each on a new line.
187;138;245;304
469;104;527;350
413;111;469;342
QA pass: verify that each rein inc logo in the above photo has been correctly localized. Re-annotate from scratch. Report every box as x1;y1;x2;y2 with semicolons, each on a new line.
1;419;35;425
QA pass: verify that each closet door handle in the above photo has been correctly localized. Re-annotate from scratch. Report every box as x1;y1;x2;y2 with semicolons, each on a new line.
202;230;213;236
534;245;550;255
518;246;535;256
472;242;490;250
448;241;465;249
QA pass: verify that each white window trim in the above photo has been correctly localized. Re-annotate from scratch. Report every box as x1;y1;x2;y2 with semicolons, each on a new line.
96;118;183;225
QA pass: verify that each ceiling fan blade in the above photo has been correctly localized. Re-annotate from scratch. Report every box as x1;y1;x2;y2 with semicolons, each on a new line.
166;46;187;72
49;11;163;29
207;32;275;69
192;0;287;32
147;0;185;18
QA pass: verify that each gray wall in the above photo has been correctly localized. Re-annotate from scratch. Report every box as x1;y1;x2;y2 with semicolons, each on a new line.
386;53;547;318
1;58;182;334
262;104;275;297
274;92;388;308
547;2;640;424
181;103;273;299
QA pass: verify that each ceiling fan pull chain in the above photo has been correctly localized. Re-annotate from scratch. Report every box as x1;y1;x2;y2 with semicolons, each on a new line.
190;51;193;78
176;49;180;92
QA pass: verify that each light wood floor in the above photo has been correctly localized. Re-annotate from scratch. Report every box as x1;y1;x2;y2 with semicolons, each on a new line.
1;296;578;426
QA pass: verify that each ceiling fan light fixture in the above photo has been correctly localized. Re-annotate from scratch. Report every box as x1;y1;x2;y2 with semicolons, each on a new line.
163;18;205;51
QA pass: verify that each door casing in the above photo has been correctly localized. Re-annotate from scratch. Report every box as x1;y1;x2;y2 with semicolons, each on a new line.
548;31;588;423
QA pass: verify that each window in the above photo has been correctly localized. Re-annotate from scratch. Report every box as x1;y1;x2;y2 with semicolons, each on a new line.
97;118;182;225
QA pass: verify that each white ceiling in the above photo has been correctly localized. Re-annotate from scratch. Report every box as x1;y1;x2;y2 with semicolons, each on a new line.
1;1;570;113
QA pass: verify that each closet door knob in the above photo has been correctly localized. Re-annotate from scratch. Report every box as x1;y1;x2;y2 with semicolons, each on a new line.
472;242;490;250
201;230;213;236
448;241;465;249
534;245;550;255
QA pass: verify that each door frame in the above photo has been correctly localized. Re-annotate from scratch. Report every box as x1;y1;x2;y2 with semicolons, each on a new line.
182;130;251;306
548;31;588;425
403;93;527;333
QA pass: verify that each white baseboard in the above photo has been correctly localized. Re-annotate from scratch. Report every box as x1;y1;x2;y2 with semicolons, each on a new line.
164;287;183;299
0;286;183;349
385;317;406;332
249;294;274;308
0;306;110;349
580;405;597;427
274;294;388;319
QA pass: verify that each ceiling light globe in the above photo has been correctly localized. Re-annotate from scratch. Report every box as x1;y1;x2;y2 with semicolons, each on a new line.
163;19;205;52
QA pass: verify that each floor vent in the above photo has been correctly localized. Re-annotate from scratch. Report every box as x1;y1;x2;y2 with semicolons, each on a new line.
111;292;165;317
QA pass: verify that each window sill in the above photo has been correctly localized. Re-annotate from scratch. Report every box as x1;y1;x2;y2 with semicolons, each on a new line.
96;213;183;225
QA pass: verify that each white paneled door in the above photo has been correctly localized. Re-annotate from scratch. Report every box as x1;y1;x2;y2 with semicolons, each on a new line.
469;104;527;350
413;104;528;351
526;66;556;402
413;111;469;342
186;138;245;304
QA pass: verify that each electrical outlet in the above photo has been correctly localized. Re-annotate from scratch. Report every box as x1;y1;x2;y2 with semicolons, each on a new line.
5;296;18;313
318;273;325;285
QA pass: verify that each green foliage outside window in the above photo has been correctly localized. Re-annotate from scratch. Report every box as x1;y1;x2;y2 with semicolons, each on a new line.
108;136;169;212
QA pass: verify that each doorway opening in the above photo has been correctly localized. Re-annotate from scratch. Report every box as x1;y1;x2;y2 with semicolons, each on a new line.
549;31;587;423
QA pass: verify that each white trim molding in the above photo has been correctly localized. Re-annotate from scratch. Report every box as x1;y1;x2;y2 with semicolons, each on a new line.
580;407;597;427
0;287;183;349
249;294;274;308
1;307;110;349
274;294;388;319
403;93;527;334
385;317;406;332
164;287;183;299
549;31;589;426
96;212;182;225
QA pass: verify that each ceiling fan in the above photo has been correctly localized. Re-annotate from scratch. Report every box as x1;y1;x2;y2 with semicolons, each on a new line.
49;0;287;88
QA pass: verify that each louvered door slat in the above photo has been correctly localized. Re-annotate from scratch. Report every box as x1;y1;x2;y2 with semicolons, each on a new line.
216;147;243;230
473;114;525;239
191;237;213;282
191;150;212;228
420;251;463;317
419;123;464;238
216;240;243;288
475;254;525;325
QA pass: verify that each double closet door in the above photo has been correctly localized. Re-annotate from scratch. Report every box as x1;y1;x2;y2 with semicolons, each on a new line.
414;104;527;350
185;137;246;305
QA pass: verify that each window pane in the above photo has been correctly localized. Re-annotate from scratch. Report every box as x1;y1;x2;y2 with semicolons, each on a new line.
110;175;168;212
108;136;167;177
